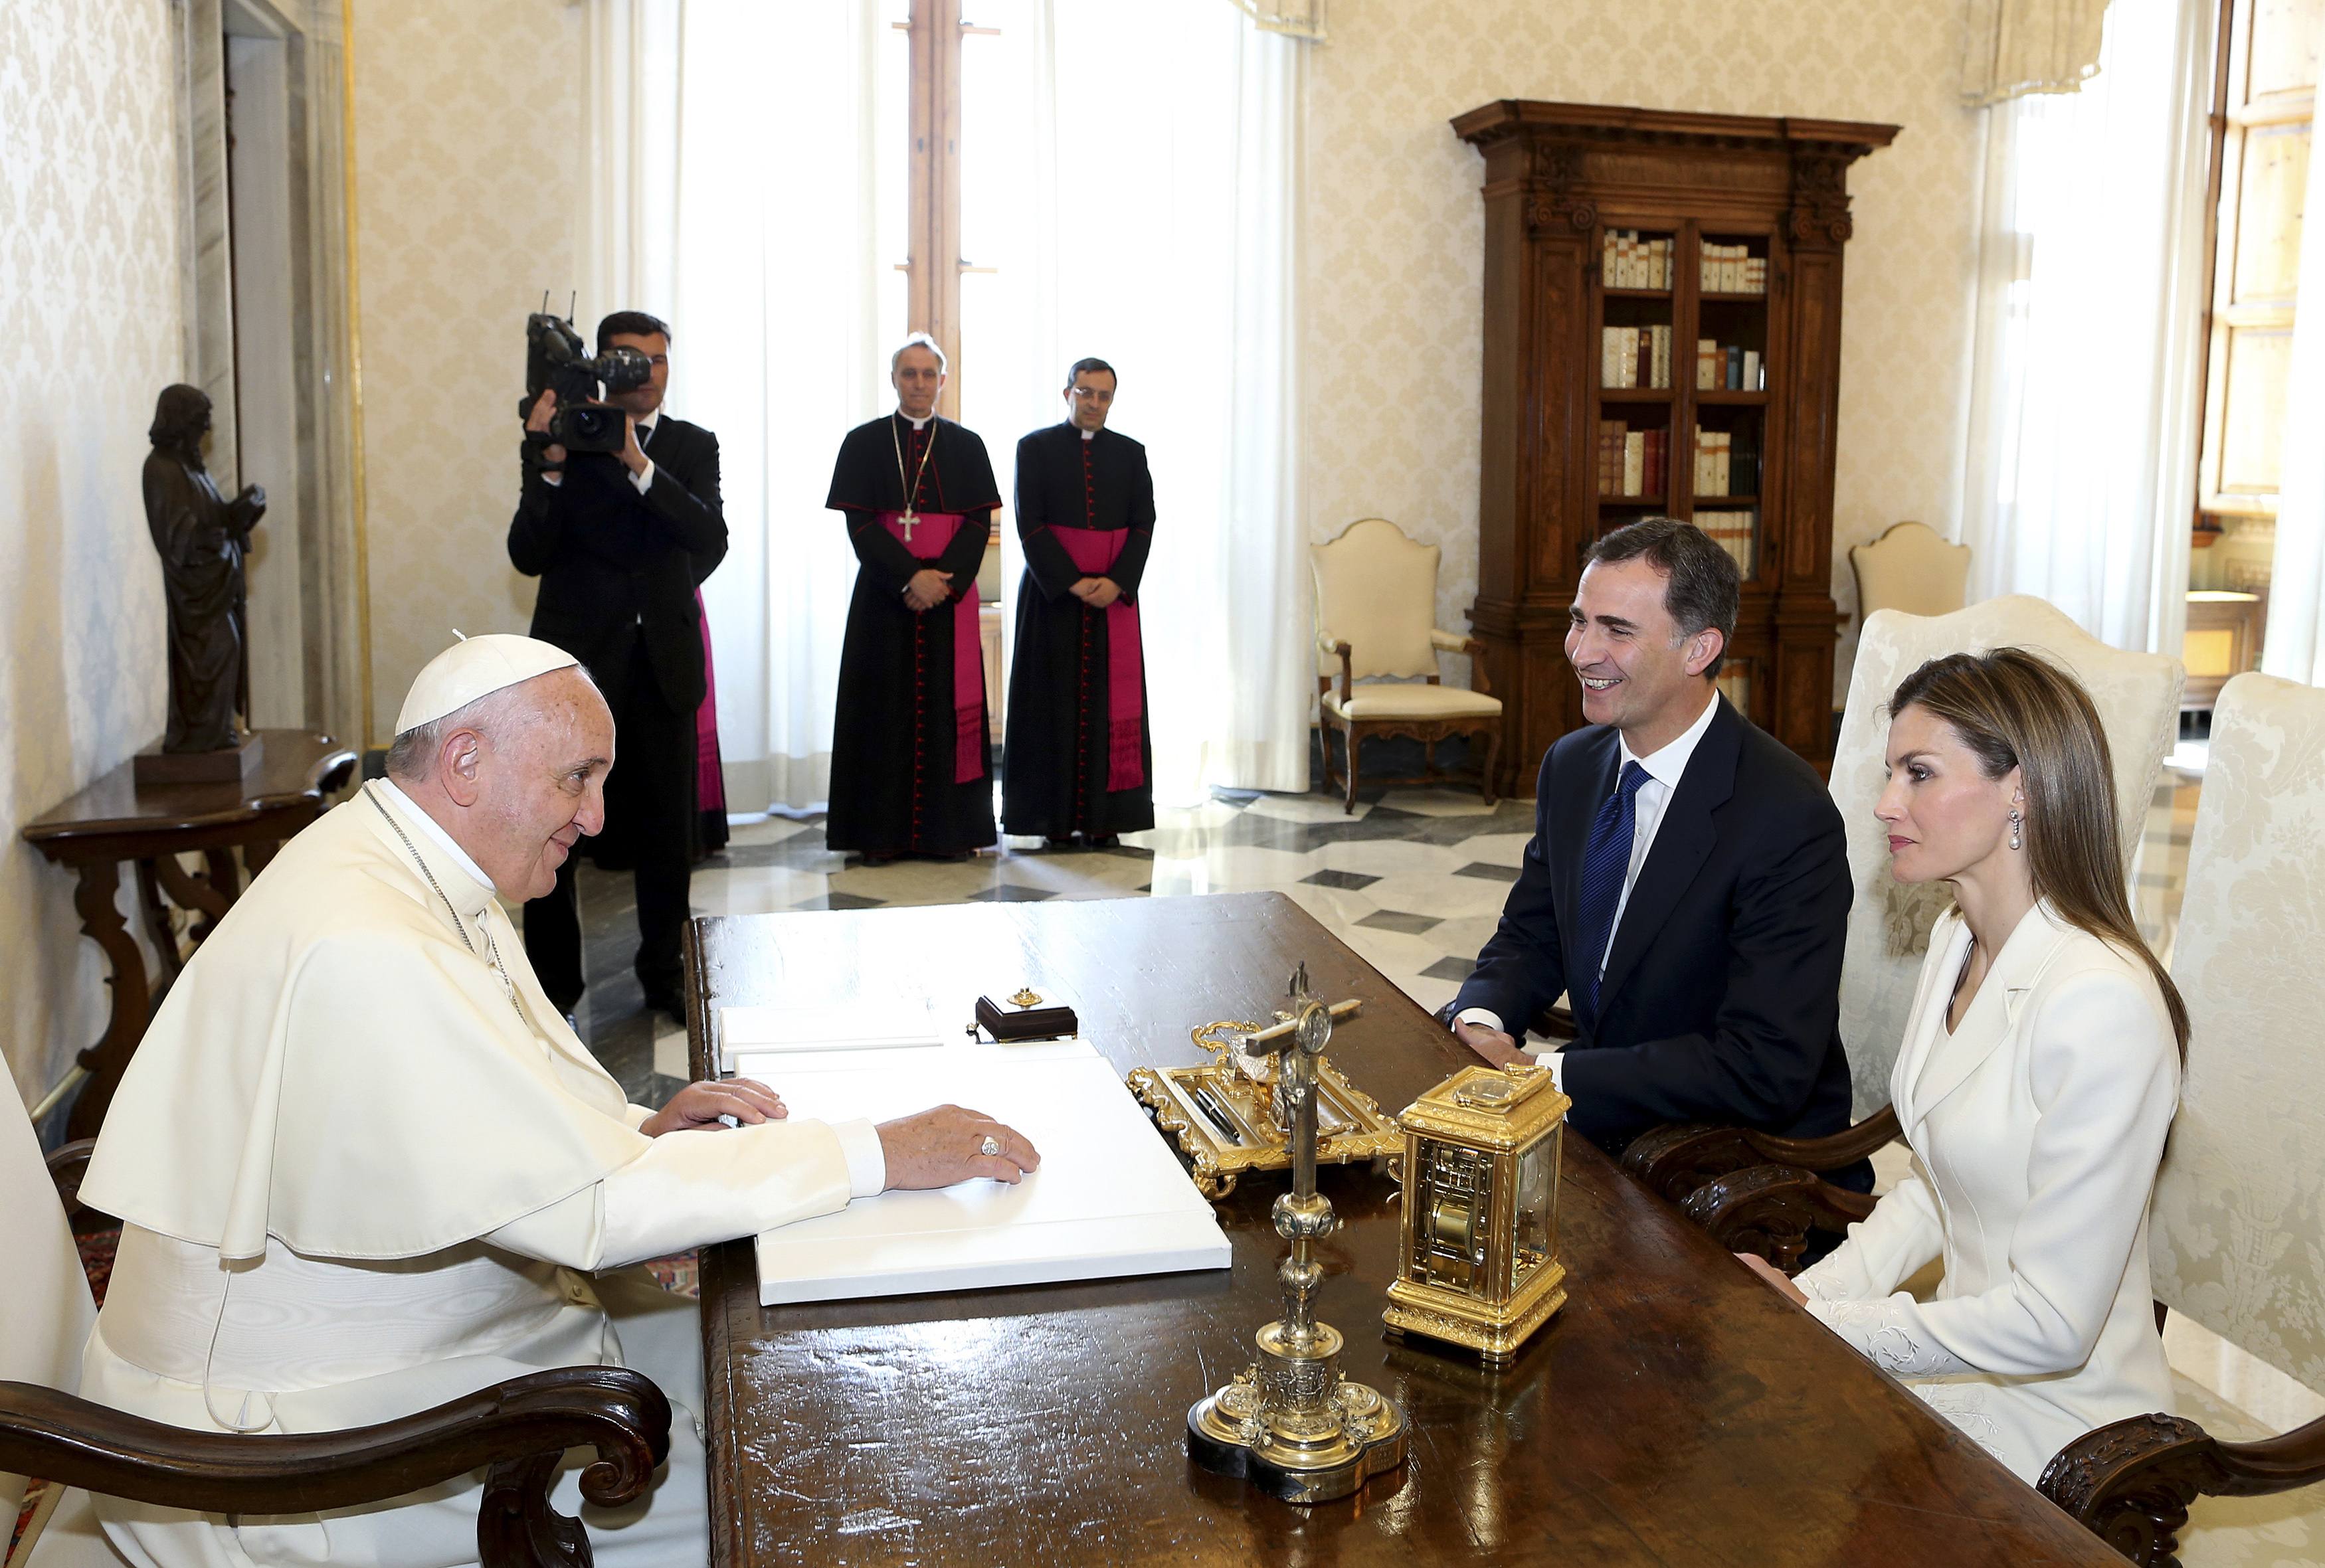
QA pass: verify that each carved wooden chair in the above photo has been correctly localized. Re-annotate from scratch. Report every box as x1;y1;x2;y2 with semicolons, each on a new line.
1624;597;2184;1265
1311;518;1501;814
2035;672;2325;1567
1849;520;1970;621
3;1106;670;1567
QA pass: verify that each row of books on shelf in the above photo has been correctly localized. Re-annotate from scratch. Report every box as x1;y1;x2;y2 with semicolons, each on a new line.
1596;422;1669;499
1693;511;1757;576
1602;325;1672;389
1694;430;1760;497
1703;244;1766;294
1602;230;1673;290
1699;341;1764;391
1598;423;1762;499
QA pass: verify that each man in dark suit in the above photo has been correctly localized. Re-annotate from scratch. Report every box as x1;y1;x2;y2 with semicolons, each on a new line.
510;309;724;1020
1445;517;1860;1174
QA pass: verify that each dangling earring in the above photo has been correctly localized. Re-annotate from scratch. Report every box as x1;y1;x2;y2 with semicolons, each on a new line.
2009;808;2023;851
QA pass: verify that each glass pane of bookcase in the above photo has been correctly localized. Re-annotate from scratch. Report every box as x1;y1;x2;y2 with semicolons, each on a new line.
1715;660;1754;721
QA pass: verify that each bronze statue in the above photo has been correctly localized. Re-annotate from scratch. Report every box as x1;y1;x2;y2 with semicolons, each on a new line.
143;385;264;753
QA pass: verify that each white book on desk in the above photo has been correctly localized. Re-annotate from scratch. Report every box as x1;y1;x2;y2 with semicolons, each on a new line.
717;999;941;1053
730;1037;1232;1305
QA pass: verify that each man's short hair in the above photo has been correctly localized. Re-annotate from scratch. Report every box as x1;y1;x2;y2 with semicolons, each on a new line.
891;332;949;375
1066;357;1116;387
597;309;672;351
1584;517;1740;679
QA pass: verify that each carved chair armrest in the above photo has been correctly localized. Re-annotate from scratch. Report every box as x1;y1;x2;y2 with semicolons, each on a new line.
1620;1107;1901;1206
45;1138;96;1215
2040;1409;2325;1568
1679;1164;1879;1274
1531;1006;1576;1042
1315;632;1354;707
0;1366;670;1568
1429;631;1491;696
1737;1105;1902;1171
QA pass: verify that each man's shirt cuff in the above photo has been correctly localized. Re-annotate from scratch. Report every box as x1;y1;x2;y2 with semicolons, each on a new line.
630;458;656;494
831;1116;886;1198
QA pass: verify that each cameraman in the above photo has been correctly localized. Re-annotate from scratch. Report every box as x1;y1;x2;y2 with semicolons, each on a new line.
509;309;725;1022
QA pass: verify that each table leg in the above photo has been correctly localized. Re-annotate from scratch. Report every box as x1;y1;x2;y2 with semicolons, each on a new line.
133;859;185;987
66;859;153;1144
155;851;232;945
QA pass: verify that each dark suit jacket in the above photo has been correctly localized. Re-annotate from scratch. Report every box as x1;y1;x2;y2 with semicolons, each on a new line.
1452;696;1855;1156
508;415;725;715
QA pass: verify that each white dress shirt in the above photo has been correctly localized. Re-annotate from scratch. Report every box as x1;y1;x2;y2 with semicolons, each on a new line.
1458;688;1723;1089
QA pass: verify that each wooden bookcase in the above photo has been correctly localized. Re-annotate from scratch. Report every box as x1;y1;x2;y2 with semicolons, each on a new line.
1451;101;1897;792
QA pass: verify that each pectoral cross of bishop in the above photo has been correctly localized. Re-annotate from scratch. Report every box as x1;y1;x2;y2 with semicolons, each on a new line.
898;511;917;543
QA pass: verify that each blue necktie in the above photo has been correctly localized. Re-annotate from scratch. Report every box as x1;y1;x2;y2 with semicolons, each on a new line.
1572;761;1651;1023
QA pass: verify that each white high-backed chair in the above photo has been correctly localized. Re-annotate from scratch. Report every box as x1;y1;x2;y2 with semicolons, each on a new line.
1849;521;1972;621
1311;518;1501;813
1625;597;2185;1259
2037;672;2325;1565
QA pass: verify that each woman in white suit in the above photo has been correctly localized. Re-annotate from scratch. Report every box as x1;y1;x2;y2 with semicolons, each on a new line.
1740;648;2187;1484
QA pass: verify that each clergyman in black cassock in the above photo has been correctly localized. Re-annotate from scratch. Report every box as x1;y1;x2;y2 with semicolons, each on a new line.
824;339;1000;859
1002;361;1156;841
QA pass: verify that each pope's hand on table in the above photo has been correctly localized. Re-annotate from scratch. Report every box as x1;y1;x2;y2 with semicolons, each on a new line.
877;1104;1040;1189
640;1077;787;1137
903;568;953;612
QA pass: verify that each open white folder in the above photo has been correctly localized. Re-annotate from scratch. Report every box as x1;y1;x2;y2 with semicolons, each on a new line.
728;1036;1232;1306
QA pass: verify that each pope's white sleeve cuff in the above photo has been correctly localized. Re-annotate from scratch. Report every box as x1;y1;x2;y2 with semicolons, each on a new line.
831;1116;886;1197
629;458;656;493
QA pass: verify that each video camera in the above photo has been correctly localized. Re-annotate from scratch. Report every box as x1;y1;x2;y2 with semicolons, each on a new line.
519;308;653;457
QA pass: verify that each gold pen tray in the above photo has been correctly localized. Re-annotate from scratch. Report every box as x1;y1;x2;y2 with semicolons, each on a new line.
1128;1020;1402;1199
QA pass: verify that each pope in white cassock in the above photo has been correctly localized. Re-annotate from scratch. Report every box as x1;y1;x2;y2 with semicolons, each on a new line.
67;635;1040;1567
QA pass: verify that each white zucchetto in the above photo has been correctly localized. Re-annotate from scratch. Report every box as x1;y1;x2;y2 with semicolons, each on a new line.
395;633;579;735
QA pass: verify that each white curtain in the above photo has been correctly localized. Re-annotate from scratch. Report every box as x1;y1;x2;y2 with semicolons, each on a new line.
2259;92;2325;685
585;1;1309;813
584;0;887;814
1957;0;2214;657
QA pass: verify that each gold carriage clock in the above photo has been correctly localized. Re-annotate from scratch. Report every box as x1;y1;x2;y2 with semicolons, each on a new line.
1383;1062;1571;1362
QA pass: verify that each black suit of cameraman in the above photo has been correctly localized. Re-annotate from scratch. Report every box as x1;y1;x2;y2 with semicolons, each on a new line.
509;311;725;1018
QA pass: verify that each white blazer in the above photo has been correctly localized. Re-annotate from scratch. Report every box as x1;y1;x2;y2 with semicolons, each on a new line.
1795;899;2180;1484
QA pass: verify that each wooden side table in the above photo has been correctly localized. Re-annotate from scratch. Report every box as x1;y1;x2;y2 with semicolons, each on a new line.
20;730;358;1139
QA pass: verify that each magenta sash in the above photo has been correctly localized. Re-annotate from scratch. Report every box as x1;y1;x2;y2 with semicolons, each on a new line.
878;511;984;783
1054;527;1145;790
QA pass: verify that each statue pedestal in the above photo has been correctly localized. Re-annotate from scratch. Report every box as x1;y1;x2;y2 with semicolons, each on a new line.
133;733;266;786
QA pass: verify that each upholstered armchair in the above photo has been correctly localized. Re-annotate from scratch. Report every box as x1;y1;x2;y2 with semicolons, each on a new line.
1;1110;669;1567
1311;518;1501;814
1849;521;1971;621
2037;672;2325;1566
1625;596;2184;1264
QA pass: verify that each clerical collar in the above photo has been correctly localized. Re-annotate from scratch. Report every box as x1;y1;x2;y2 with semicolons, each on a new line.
900;411;932;432
375;778;496;895
1081;427;1096;442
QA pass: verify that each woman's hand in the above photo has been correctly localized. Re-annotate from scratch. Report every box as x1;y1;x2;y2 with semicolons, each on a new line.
1735;1249;1808;1306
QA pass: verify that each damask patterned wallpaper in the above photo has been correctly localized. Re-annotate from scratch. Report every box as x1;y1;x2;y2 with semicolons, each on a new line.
0;0;180;1100
1304;0;1982;697
349;0;581;742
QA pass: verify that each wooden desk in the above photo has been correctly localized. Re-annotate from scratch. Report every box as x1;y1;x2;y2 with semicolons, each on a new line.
686;893;2118;1567
21;730;357;1138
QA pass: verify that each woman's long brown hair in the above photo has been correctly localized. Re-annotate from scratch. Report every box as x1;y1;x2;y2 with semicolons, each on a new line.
1889;648;2189;1057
